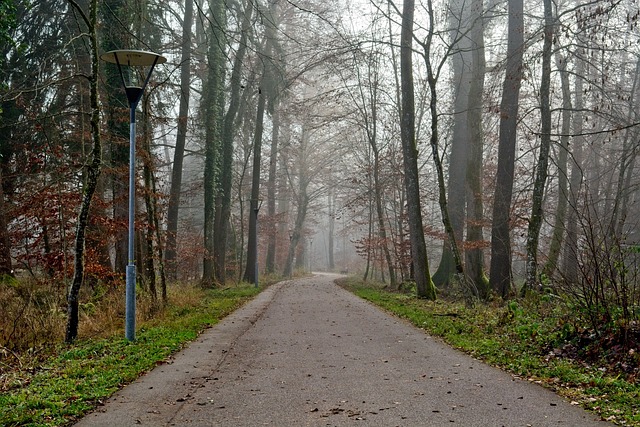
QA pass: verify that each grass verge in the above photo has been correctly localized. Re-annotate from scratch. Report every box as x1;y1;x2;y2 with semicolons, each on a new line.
339;277;640;426
0;284;260;427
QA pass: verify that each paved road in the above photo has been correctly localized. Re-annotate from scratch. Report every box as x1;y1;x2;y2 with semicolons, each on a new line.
77;274;606;426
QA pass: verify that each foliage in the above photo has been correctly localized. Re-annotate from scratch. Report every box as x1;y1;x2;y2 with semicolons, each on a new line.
340;278;640;425
0;284;260;426
0;1;18;56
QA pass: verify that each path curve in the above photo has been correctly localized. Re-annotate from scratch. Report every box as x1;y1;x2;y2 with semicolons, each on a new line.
76;273;607;426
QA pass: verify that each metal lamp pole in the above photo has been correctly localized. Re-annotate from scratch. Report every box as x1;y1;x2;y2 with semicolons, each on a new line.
100;50;166;341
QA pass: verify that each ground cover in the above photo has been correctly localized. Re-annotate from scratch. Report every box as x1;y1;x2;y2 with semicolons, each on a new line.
0;284;260;427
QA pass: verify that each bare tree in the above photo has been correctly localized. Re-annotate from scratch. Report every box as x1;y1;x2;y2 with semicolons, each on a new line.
523;0;554;293
489;0;525;298
65;0;101;342
165;0;194;281
400;0;436;299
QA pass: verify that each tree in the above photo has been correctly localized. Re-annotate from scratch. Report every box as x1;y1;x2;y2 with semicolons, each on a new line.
523;0;554;293
431;0;472;288
101;0;131;276
216;0;256;284
399;0;436;300
165;0;194;281
464;0;488;296
542;50;572;279
489;0;525;298
202;0;226;286
65;0;102;342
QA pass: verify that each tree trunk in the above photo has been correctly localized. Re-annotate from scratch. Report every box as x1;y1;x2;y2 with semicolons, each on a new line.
542;51;572;279
283;125;311;278
202;0;226;286
421;0;470;298
327;187;335;270
489;0;524;298
214;0;254;284
465;0;488;297
66;0;101;342
265;103;280;274
141;96;157;303
563;53;585;284
0;166;12;276
524;0;554;294
243;87;266;285
400;0;435;300
100;0;130;276
610;58;640;239
165;0;194;281
433;0;471;288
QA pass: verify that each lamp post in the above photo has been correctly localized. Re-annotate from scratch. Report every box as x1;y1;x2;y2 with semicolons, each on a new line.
100;50;166;341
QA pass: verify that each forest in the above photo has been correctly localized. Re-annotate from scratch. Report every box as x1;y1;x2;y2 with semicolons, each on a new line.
1;0;640;371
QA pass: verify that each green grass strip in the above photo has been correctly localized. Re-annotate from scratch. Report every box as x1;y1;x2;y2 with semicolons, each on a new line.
0;286;260;427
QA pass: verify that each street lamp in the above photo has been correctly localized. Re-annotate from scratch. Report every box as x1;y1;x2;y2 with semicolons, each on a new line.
100;49;166;341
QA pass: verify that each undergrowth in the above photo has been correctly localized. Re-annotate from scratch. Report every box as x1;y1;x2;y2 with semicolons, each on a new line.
0;283;261;427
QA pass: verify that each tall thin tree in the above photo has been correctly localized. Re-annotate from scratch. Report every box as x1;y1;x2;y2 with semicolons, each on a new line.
399;0;436;299
489;0;525;298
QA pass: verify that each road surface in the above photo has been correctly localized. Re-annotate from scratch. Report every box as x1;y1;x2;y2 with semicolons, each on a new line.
76;273;606;426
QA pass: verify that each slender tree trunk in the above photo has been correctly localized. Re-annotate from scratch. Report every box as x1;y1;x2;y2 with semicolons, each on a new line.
0;167;12;276
524;0;554;294
265;104;280;274
373;150;396;286
489;0;524;298
610;58;640;239
327;188;335;270
214;0;254;284
243;87;266;284
66;0;100;342
433;0;471;288
543;51;572;279
283;126;310;278
101;0;129;276
141;96;157;303
165;0;194;281
465;0;487;297
202;0;226;286
283;194;309;278
421;0;470;298
563;53;585;284
400;0;435;300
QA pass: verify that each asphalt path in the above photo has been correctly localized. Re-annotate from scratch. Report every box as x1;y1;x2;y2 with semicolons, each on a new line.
76;273;607;426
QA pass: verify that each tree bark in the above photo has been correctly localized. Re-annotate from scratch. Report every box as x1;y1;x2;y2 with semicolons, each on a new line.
202;0;226;286
524;0;554;294
265;104;280;274
465;0;488;297
563;53;585;284
165;0;194;281
0;167;12;276
542;51;572;279
432;0;471;288
489;0;524;298
243;87;266;284
66;0;101;342
214;0;254;284
400;0;435;299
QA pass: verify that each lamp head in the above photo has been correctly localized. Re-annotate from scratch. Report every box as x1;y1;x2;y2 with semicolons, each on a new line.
100;50;166;107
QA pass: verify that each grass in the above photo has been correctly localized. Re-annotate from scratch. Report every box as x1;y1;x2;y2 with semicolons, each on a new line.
0;284;261;427
340;278;640;426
